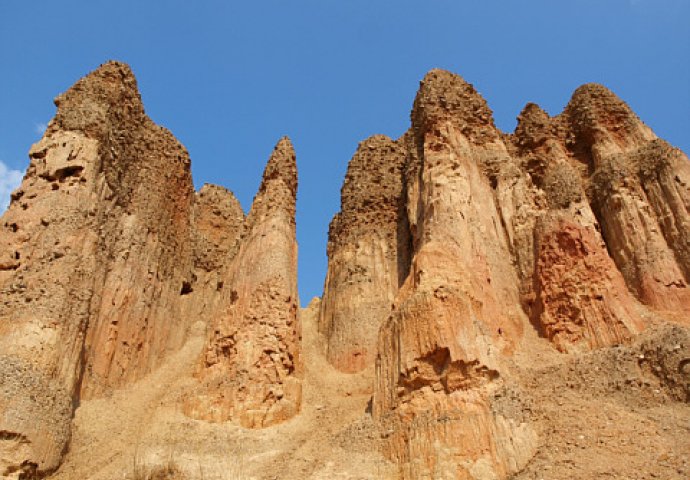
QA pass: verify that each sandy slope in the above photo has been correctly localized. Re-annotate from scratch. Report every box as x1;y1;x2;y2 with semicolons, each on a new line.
49;301;395;480
48;301;689;480
512;325;690;479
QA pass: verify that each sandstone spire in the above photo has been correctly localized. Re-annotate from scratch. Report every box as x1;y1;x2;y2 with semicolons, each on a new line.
333;69;690;478
371;69;537;479
185;136;302;428
319;134;410;372
560;85;690;313
0;61;198;475
245;136;298;226
411;69;499;144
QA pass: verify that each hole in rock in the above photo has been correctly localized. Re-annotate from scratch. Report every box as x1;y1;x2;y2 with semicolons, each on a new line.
180;281;193;295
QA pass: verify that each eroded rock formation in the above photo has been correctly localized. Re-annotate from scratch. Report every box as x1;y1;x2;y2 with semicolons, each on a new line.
0;62;301;476
319;135;410;372
322;69;690;478
0;61;197;476
184;137;302;428
374;70;537;479
1;60;688;480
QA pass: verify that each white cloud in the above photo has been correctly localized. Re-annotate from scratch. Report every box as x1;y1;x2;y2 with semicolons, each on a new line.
0;160;24;213
35;122;47;135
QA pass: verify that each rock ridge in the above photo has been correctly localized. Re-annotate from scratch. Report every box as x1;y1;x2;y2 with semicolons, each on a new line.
321;67;690;478
0;62;301;476
0;62;688;480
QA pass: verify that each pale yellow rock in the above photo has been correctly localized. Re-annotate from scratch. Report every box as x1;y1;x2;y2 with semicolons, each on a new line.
320;135;409;373
185;137;302;428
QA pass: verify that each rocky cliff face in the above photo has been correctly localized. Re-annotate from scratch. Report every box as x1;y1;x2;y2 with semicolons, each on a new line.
1;61;688;480
374;70;537;479
319;134;410;372
184;137;302;428
0;62;300;477
0;61;196;476
322;69;690;478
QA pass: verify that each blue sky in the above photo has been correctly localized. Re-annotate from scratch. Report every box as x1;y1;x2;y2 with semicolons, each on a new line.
1;0;688;303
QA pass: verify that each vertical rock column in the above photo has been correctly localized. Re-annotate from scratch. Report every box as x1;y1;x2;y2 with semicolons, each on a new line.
185;138;302;428
373;70;536;480
0;61;197;475
566;84;690;313
509;101;646;352
77;67;196;399
319;135;409;373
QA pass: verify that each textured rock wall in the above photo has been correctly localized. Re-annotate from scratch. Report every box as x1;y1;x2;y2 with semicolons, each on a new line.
373;70;537;479
319;135;409;372
177;184;246;351
2;59;688;480
0;61;198;476
316;68;690;478
509;99;647;352
0;128;100;476
0;63;301;476
73;66;197;400
185;137;302;428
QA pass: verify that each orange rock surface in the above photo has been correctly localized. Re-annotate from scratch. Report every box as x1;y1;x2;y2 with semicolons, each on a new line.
1;62;688;479
320;135;409;372
0;63;301;476
184;137;302;428
321;69;689;478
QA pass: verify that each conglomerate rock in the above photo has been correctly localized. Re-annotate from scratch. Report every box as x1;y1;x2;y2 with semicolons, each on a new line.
321;68;690;478
184;137;302;428
0;61;197;476
0;62;301;476
1;60;689;480
319;134;410;372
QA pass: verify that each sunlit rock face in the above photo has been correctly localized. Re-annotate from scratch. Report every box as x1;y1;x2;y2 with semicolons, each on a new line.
2;59;689;480
319;134;410;373
184;137;303;429
0;62;302;476
320;68;689;479
0;61;198;476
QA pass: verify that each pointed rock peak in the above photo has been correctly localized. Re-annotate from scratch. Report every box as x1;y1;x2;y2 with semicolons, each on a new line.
197;183;244;215
419;68;472;91
563;82;642;138
569;82;621;106
327;132;407;257
518;102;549;123
198;183;240;202
349;134;398;169
55;60;140;107
271;135;296;162
342;134;405;201
412;69;497;143
246;137;298;226
258;136;297;199
53;60;145;137
514;102;553;148
566;83;633;117
357;134;395;149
